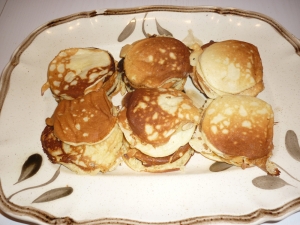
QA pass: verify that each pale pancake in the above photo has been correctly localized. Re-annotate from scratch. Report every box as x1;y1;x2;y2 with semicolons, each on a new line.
192;40;264;98
199;40;263;94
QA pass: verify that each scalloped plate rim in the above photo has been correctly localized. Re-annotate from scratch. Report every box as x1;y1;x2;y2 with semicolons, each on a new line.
1;5;300;225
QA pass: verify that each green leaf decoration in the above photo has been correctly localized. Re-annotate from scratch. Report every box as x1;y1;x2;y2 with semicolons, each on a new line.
32;187;73;203
209;162;233;172
15;154;42;184
118;17;136;42
252;175;293;190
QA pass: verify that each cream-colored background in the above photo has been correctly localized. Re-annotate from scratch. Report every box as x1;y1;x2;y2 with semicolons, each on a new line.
0;0;299;224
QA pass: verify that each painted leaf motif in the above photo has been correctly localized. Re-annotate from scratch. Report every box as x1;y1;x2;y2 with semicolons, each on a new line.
252;175;292;190
155;18;173;36
285;130;300;161
15;154;42;184
142;13;148;37
117;17;136;42
274;163;300;182
32;187;73;203
8;166;61;200
209;162;233;172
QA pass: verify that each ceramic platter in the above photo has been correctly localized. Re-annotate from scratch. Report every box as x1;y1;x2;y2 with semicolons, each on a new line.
1;5;300;225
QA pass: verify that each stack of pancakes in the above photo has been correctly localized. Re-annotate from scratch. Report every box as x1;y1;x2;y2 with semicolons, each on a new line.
118;88;200;172
40;35;279;176
41;88;124;175
41;48;124;175
116;36;201;172
188;39;279;176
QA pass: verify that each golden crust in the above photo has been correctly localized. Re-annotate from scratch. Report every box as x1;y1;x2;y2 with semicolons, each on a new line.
124;37;192;89
201;95;274;159
41;124;124;174
189;95;279;175
42;48;115;101
120;88;201;146
46;88;116;145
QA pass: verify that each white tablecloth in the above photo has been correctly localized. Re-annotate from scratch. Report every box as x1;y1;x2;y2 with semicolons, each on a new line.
0;0;299;224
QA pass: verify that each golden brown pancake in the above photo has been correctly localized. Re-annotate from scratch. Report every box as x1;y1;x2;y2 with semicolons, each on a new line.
41;48;115;101
122;36;192;90
190;40;264;98
118;88;200;172
46;88;116;145
189;95;279;176
41;88;123;174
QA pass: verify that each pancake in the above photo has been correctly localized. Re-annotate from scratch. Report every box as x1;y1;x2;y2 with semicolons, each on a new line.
122;141;194;173
191;40;264;98
189;95;280;176
41;124;123;175
41;88;123;174
41;48;115;101
46;88;117;145
122;36;192;90
84;61;123;98
118;88;201;170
